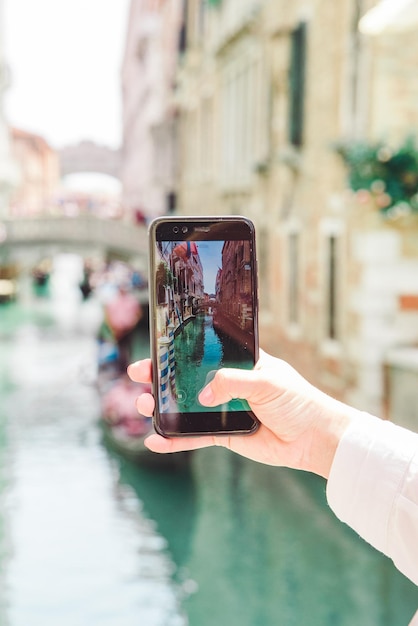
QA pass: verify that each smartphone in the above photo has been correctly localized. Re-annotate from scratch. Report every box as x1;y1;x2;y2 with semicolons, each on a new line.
148;215;259;437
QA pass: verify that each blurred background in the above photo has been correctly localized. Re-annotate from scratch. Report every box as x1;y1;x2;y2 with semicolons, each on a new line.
0;0;418;624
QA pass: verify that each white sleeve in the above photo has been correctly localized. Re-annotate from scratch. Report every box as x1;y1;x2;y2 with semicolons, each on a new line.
326;413;418;587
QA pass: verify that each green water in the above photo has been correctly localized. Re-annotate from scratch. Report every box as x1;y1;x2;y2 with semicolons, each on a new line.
173;314;252;413
0;297;417;625
176;450;418;625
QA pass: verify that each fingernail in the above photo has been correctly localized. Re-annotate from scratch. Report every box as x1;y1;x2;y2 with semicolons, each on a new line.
198;384;214;405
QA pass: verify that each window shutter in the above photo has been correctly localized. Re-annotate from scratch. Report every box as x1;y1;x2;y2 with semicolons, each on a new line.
289;22;307;147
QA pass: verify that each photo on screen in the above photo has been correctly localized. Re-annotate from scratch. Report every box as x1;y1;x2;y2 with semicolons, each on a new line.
154;239;255;414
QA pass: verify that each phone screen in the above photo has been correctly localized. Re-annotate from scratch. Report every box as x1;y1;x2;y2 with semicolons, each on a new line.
149;217;259;436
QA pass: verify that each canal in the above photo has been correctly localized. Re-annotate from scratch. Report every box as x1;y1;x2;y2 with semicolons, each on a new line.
0;291;417;625
173;313;253;413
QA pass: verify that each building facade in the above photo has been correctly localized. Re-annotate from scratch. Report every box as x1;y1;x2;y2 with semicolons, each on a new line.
120;0;183;220
121;0;418;425
155;239;204;339
215;240;254;336
9;128;60;216
0;0;18;219
173;0;418;423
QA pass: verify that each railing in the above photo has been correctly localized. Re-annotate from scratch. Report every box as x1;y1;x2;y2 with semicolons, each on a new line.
0;215;148;258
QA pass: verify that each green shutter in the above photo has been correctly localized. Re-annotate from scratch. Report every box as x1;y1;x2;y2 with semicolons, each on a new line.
289;22;307;147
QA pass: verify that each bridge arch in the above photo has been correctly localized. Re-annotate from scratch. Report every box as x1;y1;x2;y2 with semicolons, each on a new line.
59;141;121;179
62;172;121;196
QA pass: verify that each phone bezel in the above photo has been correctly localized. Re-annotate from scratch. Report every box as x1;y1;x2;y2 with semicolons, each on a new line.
148;215;259;437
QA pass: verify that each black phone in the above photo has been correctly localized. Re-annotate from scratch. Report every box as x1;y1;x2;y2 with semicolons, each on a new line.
148;215;259;437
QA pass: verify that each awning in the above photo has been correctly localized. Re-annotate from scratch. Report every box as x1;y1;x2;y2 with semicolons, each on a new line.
359;0;418;34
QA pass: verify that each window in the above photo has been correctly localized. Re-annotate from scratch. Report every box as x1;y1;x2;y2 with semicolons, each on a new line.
326;235;338;340
288;232;299;325
200;96;214;178
342;0;369;137
220;50;267;187
288;22;307;147
185;109;199;181
320;219;344;353
166;191;176;214
178;0;188;55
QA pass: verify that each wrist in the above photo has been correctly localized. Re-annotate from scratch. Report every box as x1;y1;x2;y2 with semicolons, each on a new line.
308;397;356;479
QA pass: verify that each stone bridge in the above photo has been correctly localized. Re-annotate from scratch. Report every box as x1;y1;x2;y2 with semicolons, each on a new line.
0;216;148;264
59;141;121;179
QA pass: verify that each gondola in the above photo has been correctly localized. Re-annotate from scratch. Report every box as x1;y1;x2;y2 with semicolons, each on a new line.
98;359;191;468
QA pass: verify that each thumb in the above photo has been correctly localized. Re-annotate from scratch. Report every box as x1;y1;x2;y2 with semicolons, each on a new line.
198;368;262;407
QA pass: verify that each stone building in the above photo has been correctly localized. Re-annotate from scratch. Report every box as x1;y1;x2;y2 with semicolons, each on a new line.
215;240;254;336
9;127;60;216
155;239;204;337
0;0;18;219
172;0;418;426
120;0;183;220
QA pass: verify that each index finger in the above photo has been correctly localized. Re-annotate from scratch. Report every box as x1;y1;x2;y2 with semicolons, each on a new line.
127;358;152;383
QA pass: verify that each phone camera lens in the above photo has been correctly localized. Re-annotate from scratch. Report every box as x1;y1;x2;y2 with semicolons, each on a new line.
173;226;179;234
182;226;188;234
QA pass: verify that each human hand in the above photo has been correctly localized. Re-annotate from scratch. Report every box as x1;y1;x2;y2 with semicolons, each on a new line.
127;351;355;478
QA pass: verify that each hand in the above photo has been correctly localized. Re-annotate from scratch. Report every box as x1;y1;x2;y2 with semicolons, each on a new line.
127;351;355;478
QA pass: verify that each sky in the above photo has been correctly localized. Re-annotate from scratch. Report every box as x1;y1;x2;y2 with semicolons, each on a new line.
3;0;130;150
198;241;223;294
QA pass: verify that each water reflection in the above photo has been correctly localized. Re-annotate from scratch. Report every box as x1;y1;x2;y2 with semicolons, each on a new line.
0;296;186;626
174;314;252;413
183;448;418;626
116;459;197;583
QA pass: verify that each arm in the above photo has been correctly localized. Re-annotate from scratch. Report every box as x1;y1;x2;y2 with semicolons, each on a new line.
327;414;418;586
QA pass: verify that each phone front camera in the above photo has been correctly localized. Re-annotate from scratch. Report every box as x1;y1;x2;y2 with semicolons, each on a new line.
173;226;179;233
182;226;188;234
